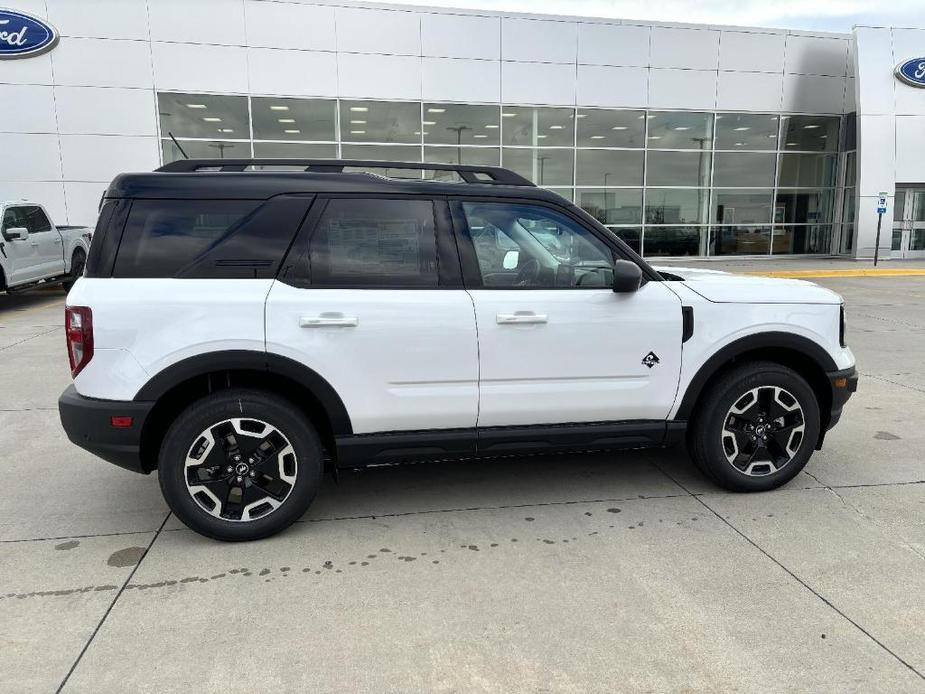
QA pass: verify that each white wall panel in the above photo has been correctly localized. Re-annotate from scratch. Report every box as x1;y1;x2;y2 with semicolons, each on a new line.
856;114;895;196
337;53;421;100
892;32;925;115
245;1;336;51
854;28;895;115
0;85;56;133
785;35;848;76
782;74;845;113
650;27;719;70
855;198;892;256
576;65;647;108
0;134;62;181
50;37;153;88
895;116;925;184
422;58;500;103
55;87;156;136
335;7;420;56
59;135;159;182
578;23;649;67
649;68;717;110
719;31;785;73
248;48;338;97
422;13;500;60
152;42;248;93
0;182;67;222
716;71;782;112
0;51;53;85
502;18;577;64
47;0;148;40
64;182;108;227
149;0;246;46
501;62;575;106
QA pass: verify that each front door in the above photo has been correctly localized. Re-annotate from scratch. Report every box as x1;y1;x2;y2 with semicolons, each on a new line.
455;200;683;428
23;206;65;277
892;187;925;259
1;205;40;285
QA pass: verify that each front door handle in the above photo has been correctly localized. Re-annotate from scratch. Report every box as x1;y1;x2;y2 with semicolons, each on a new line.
496;312;548;325
300;313;358;328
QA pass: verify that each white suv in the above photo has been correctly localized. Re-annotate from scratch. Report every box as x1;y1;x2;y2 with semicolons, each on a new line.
58;159;857;541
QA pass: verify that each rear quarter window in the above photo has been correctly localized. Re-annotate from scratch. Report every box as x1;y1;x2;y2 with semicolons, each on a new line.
113;200;260;278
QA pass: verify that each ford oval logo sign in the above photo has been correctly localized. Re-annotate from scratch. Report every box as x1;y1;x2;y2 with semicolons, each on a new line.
896;58;925;88
0;8;58;59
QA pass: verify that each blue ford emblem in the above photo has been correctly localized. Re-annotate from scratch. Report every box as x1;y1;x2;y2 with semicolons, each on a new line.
0;8;58;59
896;58;925;88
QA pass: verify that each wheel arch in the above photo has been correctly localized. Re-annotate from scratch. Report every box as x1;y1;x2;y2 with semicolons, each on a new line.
676;332;836;441
136;350;352;472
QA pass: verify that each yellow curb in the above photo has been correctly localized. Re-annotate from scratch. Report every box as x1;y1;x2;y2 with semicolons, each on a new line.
740;269;925;278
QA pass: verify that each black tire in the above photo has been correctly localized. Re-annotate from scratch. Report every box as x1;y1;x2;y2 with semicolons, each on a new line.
62;249;85;292
688;361;820;492
158;389;323;541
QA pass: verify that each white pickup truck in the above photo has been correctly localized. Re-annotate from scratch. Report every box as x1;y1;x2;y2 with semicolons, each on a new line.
1;200;91;293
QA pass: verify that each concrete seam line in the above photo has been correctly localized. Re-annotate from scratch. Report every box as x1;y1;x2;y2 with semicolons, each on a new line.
55;512;171;694
0;326;60;352
862;372;925;395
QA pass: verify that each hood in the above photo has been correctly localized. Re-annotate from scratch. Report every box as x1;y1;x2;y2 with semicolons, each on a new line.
652;266;842;305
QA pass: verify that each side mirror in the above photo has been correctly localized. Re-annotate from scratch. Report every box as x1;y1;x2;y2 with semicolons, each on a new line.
5;227;28;241
502;249;520;270
612;259;642;293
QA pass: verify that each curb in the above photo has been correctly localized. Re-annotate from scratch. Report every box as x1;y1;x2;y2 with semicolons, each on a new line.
739;269;925;279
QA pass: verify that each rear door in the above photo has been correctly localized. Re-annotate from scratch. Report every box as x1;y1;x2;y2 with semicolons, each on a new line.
1;205;40;284
23;206;65;277
265;196;479;435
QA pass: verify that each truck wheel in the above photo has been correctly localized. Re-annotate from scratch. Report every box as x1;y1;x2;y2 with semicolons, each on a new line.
689;361;820;492
158;389;323;541
62;249;85;292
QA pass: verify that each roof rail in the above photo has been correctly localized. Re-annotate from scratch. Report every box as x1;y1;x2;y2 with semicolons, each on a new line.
156;158;536;186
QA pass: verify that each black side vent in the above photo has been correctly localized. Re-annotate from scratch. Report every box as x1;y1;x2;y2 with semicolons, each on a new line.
682;306;694;343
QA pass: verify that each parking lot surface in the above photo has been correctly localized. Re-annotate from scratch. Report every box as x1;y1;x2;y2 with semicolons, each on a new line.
1;273;924;693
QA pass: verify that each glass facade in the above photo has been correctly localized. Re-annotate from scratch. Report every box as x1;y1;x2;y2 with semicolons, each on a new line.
158;93;845;257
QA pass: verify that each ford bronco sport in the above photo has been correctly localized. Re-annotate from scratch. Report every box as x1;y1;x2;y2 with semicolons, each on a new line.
58;159;857;541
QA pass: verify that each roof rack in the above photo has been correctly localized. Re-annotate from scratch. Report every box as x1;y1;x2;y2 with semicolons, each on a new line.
156;158;536;186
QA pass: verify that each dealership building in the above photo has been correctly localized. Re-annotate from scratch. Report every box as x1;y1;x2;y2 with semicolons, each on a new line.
1;0;924;259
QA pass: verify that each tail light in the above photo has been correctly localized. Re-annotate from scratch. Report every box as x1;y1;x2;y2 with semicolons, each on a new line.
65;306;94;377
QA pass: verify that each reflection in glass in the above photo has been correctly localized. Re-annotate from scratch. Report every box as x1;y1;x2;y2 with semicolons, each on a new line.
607;226;641;253
777;153;837;187
424;146;500;167
780;115;839;152
502;148;573;186
576;189;643;224
775;190;833;224
576;109;645;147
646;151;711;187
711;225;771;255
253;142;336;158
712;153;776;187
161;139;248;164
576;149;644;186
713;189;774;224
423;104;500;146
714;113;779;150
545;187;574;202
501;107;574;146
339;101;421;143
844;151;856;187
772;224;832;254
646;112;712;149
341;144;422;165
251;97;336;141
643;226;704;256
645;189;709;224
158;93;249;140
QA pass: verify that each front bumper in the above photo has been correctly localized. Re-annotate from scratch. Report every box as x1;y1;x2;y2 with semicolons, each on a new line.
825;365;858;432
58;385;154;474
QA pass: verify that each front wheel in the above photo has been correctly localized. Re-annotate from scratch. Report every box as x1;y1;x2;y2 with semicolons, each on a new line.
689;361;820;492
158;389;323;541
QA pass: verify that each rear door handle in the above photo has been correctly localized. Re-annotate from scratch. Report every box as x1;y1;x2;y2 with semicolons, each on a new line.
300;313;358;328
496;312;548;325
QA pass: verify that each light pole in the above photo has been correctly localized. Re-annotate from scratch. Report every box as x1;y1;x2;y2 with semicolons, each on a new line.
446;126;471;165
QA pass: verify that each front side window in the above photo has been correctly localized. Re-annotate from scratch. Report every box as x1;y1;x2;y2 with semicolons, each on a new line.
23;206;52;233
462;202;614;288
2;207;27;236
309;199;438;287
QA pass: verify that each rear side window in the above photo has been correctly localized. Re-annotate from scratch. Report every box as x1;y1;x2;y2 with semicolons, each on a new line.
309;198;438;287
114;200;260;278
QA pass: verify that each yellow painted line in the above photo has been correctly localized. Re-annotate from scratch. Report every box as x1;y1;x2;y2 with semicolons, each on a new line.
740;268;925;279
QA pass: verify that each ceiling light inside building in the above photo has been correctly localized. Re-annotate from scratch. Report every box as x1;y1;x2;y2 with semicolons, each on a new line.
473;134;487;138
590;135;605;139
423;121;436;125
350;130;366;135
803;124;821;129
202;117;221;122
427;108;446;113
284;129;300;134
502;112;517;118
549;125;564;130
485;124;499;129
350;106;369;112
270;105;289;111
733;126;750;131
674;126;690;131
218;128;234;133
278;118;295;123
612;126;628;130
186;104;207;109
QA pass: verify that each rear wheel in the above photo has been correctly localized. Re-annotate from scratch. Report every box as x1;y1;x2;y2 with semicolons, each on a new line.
62;249;85;292
158;389;323;541
689;361;820;492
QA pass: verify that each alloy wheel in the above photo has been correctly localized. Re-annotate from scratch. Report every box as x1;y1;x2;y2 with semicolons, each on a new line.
721;386;805;477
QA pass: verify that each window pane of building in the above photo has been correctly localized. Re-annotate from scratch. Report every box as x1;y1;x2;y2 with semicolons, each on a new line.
424;146;500;167
161;139;249;164
646;112;712;149
576;149;644;186
341;144;422;165
714;113;779;150
502;148;573;186
643;226;704;256
576;109;645;147
608;226;641;253
712;153;776;187
777;153;837;187
841;189;856;225
772;224;832;254
339;101;420;143
158;93;249;140
646;151;711;187
780;115;839;152
545;187;574;202
253;142;336;158
422;104;500;146
576;189;643;224
775;190;834;224
502;107;573;146
713;189;774;224
251;97;335;141
645;189;709;224
844;151;857;187
711;225;771;255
